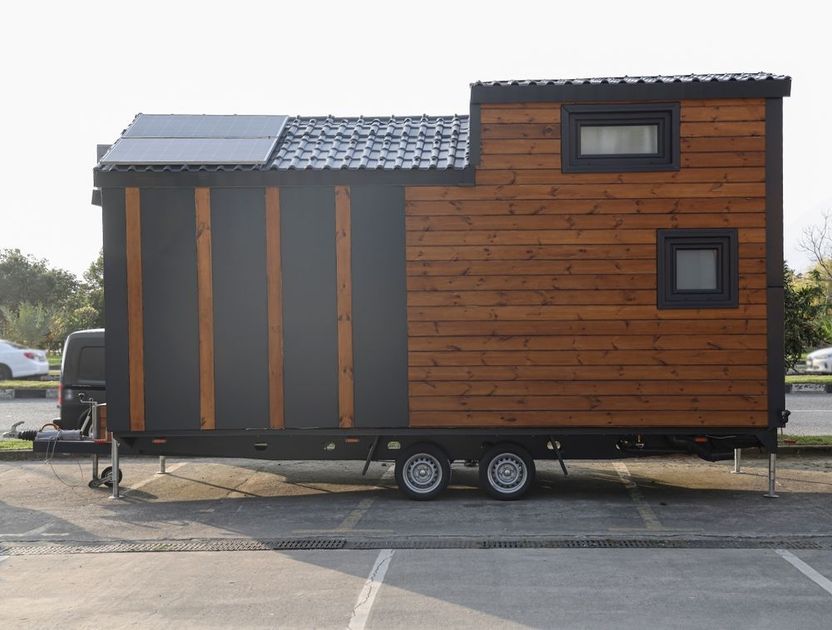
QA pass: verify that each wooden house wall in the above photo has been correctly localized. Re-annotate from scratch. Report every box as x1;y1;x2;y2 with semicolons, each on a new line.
404;99;769;429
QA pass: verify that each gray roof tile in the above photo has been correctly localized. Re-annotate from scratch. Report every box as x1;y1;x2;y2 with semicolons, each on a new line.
473;72;789;87
272;115;469;170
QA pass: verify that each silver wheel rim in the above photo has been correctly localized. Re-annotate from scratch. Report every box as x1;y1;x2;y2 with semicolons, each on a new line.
402;453;443;495
488;453;527;494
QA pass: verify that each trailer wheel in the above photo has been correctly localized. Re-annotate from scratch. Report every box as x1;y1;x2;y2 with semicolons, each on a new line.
99;466;122;488
479;443;535;501
395;443;450;501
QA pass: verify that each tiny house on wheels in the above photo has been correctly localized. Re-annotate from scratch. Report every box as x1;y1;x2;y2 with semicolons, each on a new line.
69;72;793;499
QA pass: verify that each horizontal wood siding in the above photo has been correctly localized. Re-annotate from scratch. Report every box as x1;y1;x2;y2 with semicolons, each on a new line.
405;98;767;429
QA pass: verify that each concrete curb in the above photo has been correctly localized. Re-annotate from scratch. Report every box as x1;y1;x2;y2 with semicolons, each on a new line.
0;388;58;400
785;382;832;393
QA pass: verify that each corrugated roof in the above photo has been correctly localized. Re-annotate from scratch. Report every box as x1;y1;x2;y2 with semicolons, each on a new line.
98;114;469;173
473;72;789;87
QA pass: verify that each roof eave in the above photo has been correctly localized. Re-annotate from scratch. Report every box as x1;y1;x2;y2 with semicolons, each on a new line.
92;165;476;189
471;79;792;104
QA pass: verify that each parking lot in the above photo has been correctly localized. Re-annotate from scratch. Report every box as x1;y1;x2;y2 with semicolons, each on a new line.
1;452;831;628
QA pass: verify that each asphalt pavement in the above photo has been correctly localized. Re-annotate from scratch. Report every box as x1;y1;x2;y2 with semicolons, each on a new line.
1;456;831;628
3;549;831;629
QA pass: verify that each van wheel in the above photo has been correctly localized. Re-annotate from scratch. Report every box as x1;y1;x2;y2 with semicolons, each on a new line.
479;443;535;501
0;364;11;380
395;443;450;501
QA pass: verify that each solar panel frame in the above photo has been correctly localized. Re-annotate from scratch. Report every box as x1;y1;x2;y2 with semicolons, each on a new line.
124;114;288;139
100;137;280;165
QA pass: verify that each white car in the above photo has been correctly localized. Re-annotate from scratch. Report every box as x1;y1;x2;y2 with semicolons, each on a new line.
0;340;49;380
805;347;832;373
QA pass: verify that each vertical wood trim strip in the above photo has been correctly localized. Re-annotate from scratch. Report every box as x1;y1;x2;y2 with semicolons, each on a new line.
125;187;145;432
265;187;285;429
195;187;216;430
335;185;355;428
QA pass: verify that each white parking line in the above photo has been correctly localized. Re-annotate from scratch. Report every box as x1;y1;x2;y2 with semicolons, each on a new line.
613;462;663;531
336;466;395;532
337;498;375;532
124;462;188;493
348;549;395;630
776;549;832;597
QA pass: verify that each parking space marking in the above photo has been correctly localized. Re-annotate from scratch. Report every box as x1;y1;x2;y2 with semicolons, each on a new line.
776;549;832;597
124;462;188;494
0;524;68;538
348;549;395;630
613;462;663;531
337;498;376;532
336;466;394;532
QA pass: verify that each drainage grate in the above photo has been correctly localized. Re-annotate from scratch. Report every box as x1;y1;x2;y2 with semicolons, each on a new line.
0;538;346;556
1;536;829;556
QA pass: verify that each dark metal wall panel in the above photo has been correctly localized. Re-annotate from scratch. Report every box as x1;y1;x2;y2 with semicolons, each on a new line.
140;189;201;431
280;187;339;428
101;189;129;432
350;186;409;428
210;188;270;429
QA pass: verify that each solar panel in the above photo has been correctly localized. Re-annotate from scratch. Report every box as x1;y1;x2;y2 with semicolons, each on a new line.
100;138;279;165
124;114;287;139
100;114;288;165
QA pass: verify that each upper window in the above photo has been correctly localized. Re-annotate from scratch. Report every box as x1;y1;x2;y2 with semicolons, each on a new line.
561;103;680;173
657;229;738;309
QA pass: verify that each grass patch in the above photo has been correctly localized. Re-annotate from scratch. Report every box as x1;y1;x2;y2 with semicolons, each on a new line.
0;439;31;451
780;434;832;446
0;380;57;389
785;374;832;384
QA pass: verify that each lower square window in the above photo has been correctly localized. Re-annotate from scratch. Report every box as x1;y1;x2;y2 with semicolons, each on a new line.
657;229;738;308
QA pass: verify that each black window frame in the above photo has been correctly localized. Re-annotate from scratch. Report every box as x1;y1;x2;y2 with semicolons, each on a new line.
561;103;680;173
657;229;738;309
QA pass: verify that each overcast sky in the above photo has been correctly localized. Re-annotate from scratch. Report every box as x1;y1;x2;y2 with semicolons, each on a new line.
1;0;827;277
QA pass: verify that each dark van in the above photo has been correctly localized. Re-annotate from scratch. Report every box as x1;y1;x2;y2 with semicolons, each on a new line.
58;329;105;429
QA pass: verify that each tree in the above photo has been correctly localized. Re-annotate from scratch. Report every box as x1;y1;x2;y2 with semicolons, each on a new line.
83;250;104;324
0;302;54;348
800;210;832;303
0;249;77;314
784;264;832;372
48;251;105;348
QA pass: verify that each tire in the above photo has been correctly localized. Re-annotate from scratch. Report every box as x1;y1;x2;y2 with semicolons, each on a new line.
100;466;123;488
395;442;451;501
0;364;11;380
479;443;536;501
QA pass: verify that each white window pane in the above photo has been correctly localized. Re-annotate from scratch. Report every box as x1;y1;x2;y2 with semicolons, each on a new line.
580;125;659;155
676;249;718;291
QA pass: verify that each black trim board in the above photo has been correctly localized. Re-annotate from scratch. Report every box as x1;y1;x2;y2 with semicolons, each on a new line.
766;98;785;433
101;188;129;433
471;79;791;103
94;166;476;189
210;188;270;430
468;103;481;168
